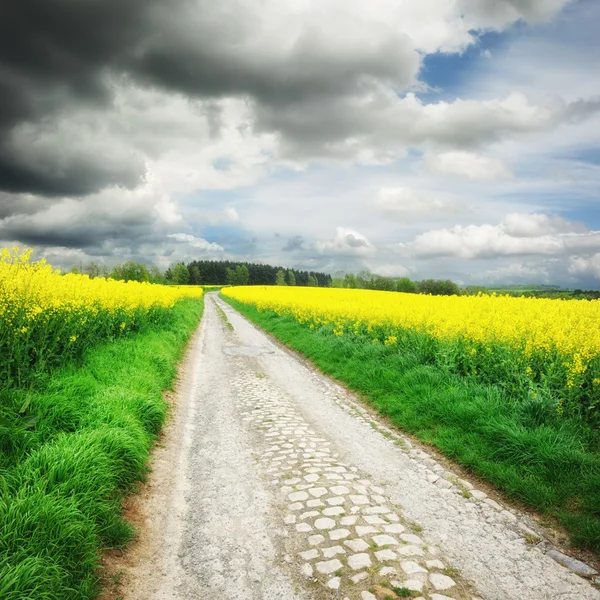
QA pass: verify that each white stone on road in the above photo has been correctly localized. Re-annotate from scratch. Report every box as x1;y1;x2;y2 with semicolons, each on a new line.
316;559;343;574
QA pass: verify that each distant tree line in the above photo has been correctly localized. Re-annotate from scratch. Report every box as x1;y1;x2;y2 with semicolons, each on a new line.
68;259;332;287
333;271;461;296
184;260;332;287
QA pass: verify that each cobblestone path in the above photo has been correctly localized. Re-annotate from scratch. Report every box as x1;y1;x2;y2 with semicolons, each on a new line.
121;294;600;600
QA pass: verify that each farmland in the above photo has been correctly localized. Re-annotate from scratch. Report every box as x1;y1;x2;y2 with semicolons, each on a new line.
0;248;204;600
222;286;600;552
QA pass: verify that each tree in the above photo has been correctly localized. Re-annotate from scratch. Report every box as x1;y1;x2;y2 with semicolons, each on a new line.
226;267;236;286
396;277;416;293
235;264;250;285
343;273;357;288
286;270;296;286
307;274;318;287
111;261;151;282
172;263;190;285
275;269;287;285
188;265;201;285
84;261;102;279
417;279;460;296
149;265;165;284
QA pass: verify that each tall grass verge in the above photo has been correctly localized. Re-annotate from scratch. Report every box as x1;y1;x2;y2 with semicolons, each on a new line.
223;295;600;554
0;298;204;600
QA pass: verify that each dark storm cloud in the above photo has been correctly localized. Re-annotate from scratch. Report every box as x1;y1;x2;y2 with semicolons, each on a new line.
0;0;170;196
0;195;160;249
0;0;420;197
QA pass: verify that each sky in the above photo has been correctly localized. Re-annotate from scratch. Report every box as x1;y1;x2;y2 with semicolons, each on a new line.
1;0;599;287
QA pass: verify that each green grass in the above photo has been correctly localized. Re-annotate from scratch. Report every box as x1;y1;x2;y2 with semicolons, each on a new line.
0;298;204;600
223;296;600;554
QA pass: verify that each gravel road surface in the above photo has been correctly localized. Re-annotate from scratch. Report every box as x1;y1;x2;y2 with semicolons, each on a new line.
120;293;599;600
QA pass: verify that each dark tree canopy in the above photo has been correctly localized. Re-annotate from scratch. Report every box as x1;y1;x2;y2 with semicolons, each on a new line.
186;260;332;287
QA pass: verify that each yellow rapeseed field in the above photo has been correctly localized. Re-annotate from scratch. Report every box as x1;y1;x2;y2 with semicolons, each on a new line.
223;286;600;412
1;247;203;383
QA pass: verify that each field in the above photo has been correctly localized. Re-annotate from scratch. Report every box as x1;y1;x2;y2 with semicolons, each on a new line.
0;248;204;600
222;286;600;552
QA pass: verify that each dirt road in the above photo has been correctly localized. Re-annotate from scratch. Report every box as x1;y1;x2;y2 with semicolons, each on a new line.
118;293;599;600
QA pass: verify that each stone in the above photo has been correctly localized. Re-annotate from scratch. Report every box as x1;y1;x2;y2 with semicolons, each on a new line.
350;495;370;505
327;496;346;505
501;510;517;523
431;595;455;600
435;478;453;489
308;534;325;546
348;553;372;570
372;534;399;546
400;534;424;545
364;516;386;525
383;523;405;534
345;539;370;552
426;560;445;569
427;474;440;484
330;528;351;540
296;523;312;533
373;495;386;503
331;485;350;495
361;592;377;600
363;505;390;514
300;510;320;520
323;507;345;516
304;474;319;482
309;487;328;498
322;545;346;558
379;567;396;576
471;490;487;500
430;573;456;590
300;563;313;577
397;545;425;557
546;550;598;577
288;502;304;511
300;549;319;560
351;572;369;583
289;491;309;502
284;515;296;524
356;526;378;536
404;579;424;592
316;559;343;575
327;577;341;590
401;561;427;575
315;517;335;529
307;499;324;508
484;498;502;511
341;516;358;526
375;549;398;561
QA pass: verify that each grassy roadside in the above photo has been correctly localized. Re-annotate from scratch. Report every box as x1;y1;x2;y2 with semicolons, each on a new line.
0;297;204;600
222;295;600;554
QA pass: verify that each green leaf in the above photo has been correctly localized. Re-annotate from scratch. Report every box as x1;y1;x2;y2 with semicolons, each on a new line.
20;413;37;429
19;395;31;413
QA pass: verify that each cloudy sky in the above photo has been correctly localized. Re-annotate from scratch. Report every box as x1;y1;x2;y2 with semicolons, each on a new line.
2;0;599;286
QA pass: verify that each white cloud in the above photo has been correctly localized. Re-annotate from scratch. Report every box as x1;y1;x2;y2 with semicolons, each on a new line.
502;212;586;237
423;151;513;181
569;254;600;280
315;227;376;256
409;214;600;259
371;263;411;277
373;186;461;218
224;207;240;222
167;233;225;253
